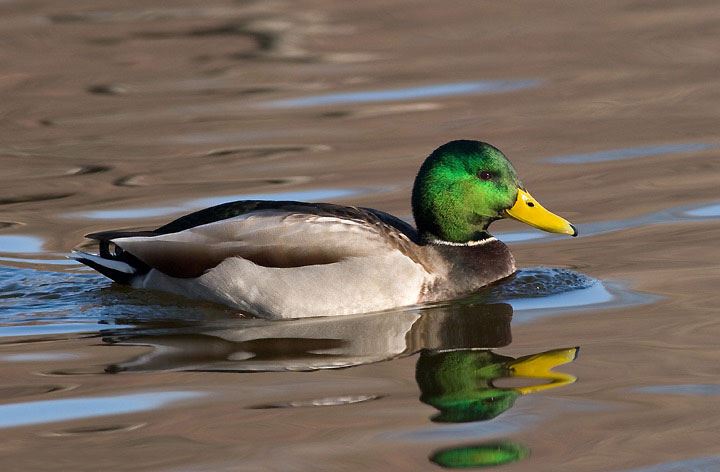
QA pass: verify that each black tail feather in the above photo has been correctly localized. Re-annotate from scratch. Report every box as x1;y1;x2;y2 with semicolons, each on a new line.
72;253;135;285
78;231;153;283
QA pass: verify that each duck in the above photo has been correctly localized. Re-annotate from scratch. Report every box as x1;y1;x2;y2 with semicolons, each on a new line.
72;140;577;319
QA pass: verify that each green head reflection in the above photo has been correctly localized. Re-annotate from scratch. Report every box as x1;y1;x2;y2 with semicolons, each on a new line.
417;347;579;423
417;350;519;422
430;441;529;468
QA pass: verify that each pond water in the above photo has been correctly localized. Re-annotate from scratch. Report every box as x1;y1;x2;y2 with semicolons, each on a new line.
1;1;720;471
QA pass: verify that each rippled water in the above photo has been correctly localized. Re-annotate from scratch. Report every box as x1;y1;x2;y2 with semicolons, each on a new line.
261;80;542;108
545;143;717;164
0;391;204;430
2;1;720;471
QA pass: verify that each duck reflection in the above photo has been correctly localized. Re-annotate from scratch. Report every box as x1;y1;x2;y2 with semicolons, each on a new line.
417;345;577;468
102;301;578;469
430;441;530;469
417;346;579;423
102;301;514;373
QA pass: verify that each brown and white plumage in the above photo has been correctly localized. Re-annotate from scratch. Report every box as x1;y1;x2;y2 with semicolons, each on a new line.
72;200;515;319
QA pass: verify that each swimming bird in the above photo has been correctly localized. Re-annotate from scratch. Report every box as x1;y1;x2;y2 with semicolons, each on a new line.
73;140;576;319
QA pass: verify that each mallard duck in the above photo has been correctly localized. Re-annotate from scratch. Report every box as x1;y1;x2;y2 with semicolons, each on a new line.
73;140;576;319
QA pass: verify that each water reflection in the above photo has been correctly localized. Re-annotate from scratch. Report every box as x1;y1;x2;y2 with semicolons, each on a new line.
0;264;595;466
617;456;720;472
634;384;720;396
418;346;576;468
251;394;382;409
430;441;529;469
0;234;75;268
546;143;715;164
0;352;80;362
0;391;203;429
0;266;231;338
103;296;579;469
262;80;541;108
0;323;133;338
685;203;720;218
103;302;514;373
417;347;578;423
0;264;642;346
0;235;44;253
68;188;368;220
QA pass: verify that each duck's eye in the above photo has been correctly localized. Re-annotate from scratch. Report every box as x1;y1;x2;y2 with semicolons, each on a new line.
478;171;493;181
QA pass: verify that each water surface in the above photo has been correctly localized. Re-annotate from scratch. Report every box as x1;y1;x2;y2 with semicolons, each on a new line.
545;143;716;164
262;80;541;108
0;391;203;429
69;188;368;221
1;1;720;471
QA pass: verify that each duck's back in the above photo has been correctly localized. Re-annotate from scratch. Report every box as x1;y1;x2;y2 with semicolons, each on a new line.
74;201;436;318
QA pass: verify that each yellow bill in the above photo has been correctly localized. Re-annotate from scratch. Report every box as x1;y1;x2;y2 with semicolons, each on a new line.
508;347;579;395
505;189;577;236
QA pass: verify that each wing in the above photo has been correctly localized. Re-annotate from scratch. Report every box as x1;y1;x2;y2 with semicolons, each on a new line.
86;201;422;278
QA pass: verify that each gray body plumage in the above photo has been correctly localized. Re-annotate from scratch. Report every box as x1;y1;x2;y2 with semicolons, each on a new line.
73;200;515;319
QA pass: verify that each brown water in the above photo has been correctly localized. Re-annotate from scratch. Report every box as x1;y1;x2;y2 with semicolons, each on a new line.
1;1;720;470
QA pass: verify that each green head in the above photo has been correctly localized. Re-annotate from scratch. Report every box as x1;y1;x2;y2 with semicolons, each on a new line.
411;140;577;243
416;349;520;422
416;346;580;423
430;441;529;468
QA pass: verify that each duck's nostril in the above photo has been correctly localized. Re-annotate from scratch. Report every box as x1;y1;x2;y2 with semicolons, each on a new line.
527;202;535;207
